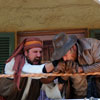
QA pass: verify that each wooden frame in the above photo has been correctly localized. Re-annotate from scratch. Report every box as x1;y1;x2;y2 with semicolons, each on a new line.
17;28;89;44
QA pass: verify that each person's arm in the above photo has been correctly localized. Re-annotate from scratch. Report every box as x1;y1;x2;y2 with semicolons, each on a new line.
41;61;66;84
22;63;45;73
22;62;56;74
22;62;57;81
40;62;58;83
82;39;100;73
44;63;55;73
82;62;100;73
22;61;66;83
44;60;59;72
40;71;58;84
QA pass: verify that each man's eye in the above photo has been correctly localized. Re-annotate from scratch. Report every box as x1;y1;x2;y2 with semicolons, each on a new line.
40;51;42;53
33;51;37;53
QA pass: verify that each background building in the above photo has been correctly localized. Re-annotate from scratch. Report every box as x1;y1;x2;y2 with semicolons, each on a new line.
0;0;100;73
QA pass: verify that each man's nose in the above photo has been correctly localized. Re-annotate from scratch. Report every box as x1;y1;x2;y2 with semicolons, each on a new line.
37;52;41;57
63;56;67;61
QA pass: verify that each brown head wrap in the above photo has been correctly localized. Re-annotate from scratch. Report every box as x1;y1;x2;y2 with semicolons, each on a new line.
6;37;43;89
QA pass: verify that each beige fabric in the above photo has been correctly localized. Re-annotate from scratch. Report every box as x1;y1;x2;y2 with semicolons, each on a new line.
42;83;62;99
21;77;32;100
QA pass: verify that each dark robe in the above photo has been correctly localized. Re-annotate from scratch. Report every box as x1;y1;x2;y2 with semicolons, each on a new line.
0;77;42;100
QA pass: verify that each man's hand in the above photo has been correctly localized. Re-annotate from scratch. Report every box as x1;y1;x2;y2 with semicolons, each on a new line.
54;61;66;73
77;67;83;73
54;60;83;73
65;60;83;73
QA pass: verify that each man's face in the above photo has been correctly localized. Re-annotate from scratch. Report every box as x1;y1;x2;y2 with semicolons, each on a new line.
63;45;77;62
25;47;42;65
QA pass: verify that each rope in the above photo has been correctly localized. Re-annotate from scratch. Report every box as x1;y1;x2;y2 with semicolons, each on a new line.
1;72;100;78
